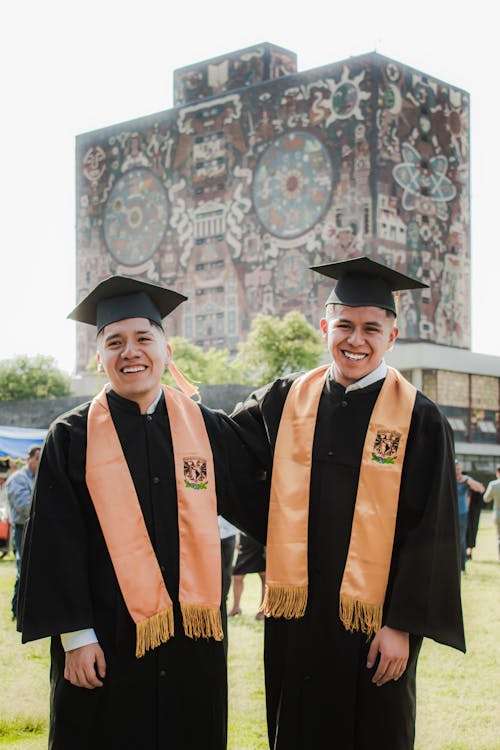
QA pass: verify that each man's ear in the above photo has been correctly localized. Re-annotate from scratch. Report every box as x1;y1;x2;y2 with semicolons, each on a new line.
320;318;328;338
96;352;104;373
166;342;173;365
387;325;399;351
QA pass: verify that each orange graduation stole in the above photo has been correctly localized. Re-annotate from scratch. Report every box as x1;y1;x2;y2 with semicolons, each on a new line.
264;365;416;636
86;385;223;658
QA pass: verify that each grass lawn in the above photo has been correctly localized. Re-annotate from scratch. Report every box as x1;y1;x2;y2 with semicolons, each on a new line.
0;511;498;749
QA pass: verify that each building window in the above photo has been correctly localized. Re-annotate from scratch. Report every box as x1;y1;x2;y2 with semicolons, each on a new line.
364;207;370;234
441;405;468;442
448;418;467;431
471;409;499;444
477;421;497;434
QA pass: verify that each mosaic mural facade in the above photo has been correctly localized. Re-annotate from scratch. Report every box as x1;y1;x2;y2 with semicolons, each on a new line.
75;43;470;371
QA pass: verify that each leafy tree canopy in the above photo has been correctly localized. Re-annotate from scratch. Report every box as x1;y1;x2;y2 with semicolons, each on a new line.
0;355;71;401
163;337;241;387
233;311;324;386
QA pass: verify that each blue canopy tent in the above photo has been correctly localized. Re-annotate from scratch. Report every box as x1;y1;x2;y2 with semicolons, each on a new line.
0;425;47;460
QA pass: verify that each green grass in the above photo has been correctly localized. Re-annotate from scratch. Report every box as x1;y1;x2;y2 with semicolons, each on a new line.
1;512;498;749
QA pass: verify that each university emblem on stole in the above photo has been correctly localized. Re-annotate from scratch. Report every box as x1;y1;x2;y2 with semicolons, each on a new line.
372;430;401;464
183;456;208;489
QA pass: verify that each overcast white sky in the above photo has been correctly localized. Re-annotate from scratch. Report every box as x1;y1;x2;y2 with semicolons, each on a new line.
1;0;498;374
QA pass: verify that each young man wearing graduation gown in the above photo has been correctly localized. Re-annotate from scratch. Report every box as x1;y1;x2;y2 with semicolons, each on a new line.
230;256;466;750
16;276;263;750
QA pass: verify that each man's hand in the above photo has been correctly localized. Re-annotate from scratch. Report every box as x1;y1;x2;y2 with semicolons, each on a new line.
64;642;106;689
366;626;409;687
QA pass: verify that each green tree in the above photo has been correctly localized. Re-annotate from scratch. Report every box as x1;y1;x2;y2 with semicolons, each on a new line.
164;337;240;387
234;311;324;386
0;355;71;401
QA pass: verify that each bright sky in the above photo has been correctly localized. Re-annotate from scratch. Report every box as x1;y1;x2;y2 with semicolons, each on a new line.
1;0;498;374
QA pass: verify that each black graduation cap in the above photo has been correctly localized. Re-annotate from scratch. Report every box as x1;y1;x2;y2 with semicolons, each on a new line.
310;256;428;315
67;275;187;333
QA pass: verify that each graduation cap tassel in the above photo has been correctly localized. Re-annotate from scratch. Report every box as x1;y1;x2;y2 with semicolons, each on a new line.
167;361;200;400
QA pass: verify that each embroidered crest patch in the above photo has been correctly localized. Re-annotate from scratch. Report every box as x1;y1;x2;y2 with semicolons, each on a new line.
372;430;401;464
183;456;208;489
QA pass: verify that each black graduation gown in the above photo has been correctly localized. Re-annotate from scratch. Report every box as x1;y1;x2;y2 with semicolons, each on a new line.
17;390;263;750
231;373;466;750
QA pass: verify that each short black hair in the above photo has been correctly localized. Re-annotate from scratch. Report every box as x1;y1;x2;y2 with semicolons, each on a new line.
28;445;41;458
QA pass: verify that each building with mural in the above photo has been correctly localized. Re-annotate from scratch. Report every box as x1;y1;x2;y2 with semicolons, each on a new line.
75;42;499;479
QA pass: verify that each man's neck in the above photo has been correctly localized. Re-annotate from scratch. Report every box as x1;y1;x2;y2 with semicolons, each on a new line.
331;359;387;392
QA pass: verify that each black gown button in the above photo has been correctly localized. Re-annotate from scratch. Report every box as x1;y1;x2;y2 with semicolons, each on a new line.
146;414;153;421
152;476;160;484
159;670;167;678
341;400;348;407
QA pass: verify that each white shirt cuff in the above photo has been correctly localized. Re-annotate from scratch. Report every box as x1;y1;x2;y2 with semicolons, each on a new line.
60;628;98;652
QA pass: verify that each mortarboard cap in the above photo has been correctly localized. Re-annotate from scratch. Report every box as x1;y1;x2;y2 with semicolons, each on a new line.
67;275;187;333
310;255;428;315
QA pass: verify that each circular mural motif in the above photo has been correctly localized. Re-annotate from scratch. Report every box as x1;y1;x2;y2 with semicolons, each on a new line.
104;168;169;265
332;82;359;118
253;132;333;239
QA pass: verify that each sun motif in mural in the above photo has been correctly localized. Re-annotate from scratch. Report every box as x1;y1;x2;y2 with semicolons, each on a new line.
103;168;169;266
253;131;333;239
325;66;370;125
393;143;456;221
281;169;303;199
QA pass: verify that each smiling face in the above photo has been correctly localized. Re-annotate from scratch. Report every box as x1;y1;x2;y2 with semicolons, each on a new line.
320;304;398;387
97;317;170;413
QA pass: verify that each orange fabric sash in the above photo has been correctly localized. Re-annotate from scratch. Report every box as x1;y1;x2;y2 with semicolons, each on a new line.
264;366;416;636
86;385;223;658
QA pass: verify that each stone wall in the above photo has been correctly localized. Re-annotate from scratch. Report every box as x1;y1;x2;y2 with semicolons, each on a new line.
0;384;254;428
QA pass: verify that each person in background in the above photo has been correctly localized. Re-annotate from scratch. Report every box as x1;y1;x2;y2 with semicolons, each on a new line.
0;458;11;510
483;464;500;563
228;532;266;620
16;275;265;750
218;514;238;650
230;256;465;750
6;445;40;620
0;458;12;559
455;460;484;572
466;484;486;561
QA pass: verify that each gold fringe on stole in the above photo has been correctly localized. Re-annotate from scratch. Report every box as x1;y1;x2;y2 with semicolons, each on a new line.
181;604;224;641
339;593;383;636
263;584;308;619
136;607;175;658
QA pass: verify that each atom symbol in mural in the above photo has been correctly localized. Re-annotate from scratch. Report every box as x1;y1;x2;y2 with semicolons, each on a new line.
393;143;456;220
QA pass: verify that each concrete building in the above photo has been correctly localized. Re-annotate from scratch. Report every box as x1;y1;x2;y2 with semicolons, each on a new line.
74;42;499;481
